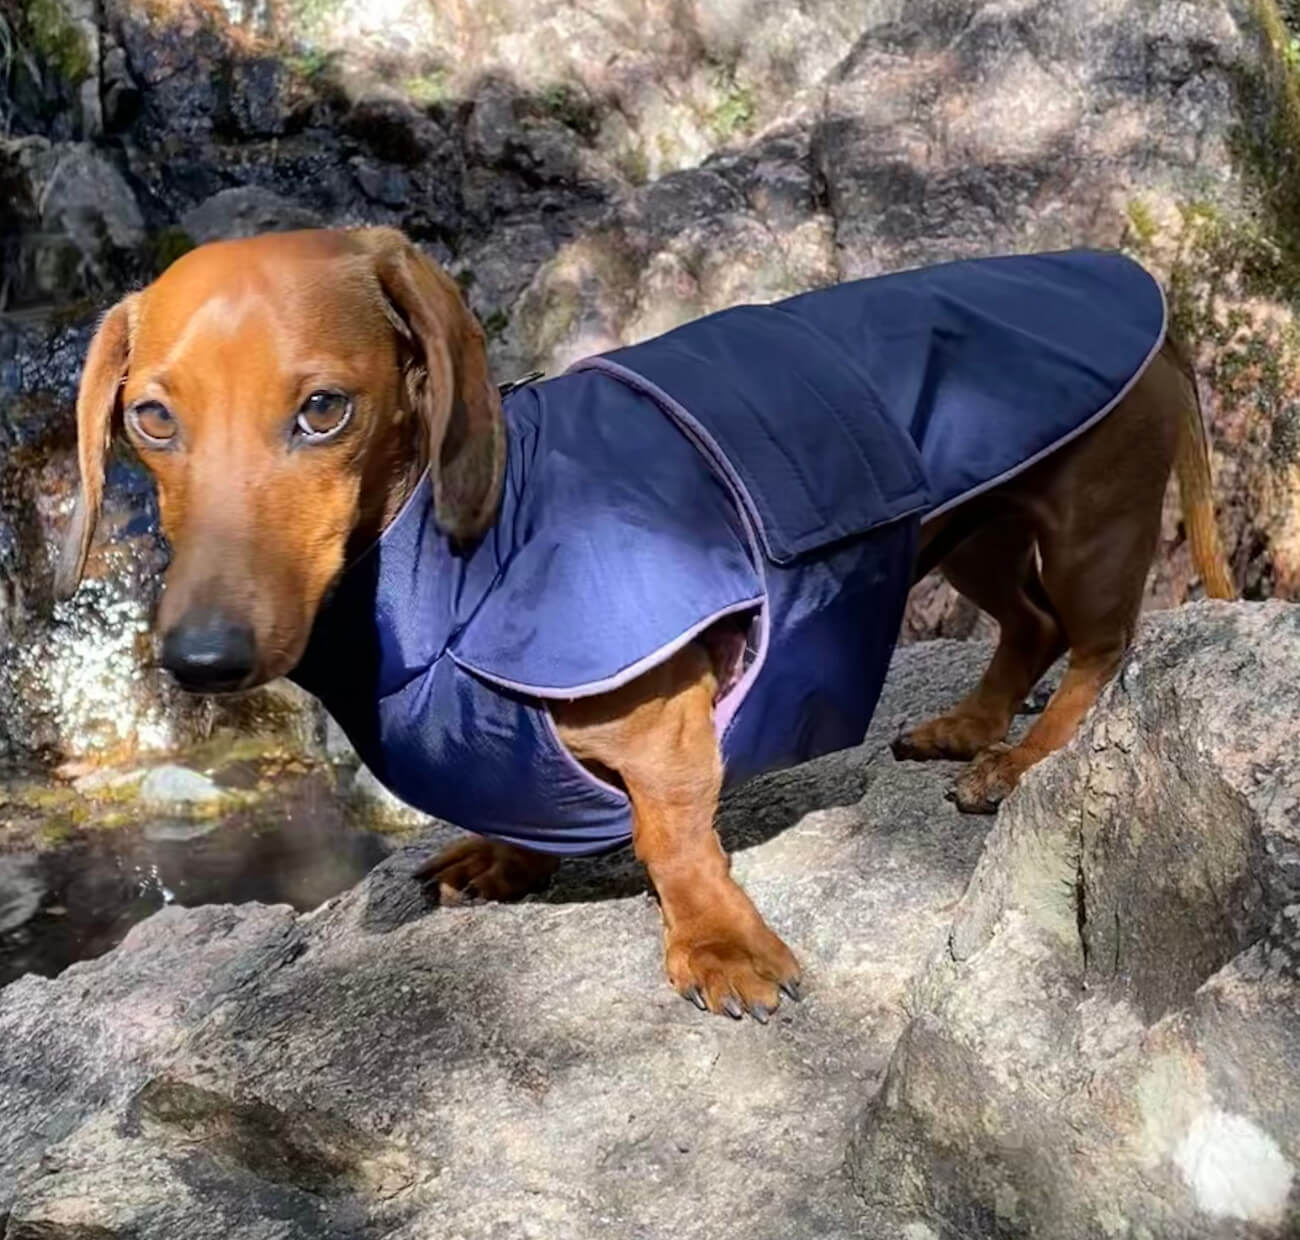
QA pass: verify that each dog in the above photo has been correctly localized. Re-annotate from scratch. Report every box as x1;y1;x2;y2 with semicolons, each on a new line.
57;228;1234;1022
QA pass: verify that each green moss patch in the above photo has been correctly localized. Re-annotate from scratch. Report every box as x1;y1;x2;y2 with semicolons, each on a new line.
709;71;754;141
1231;1;1300;299
23;0;91;84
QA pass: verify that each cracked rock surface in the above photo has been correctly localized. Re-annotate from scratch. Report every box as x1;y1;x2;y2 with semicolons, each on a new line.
852;601;1300;1238
2;604;1299;1238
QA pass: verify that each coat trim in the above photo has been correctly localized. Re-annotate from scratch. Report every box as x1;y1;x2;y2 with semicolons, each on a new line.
566;355;776;742
449;593;764;704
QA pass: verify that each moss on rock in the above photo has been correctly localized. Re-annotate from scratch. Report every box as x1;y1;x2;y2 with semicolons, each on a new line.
23;0;91;85
1232;1;1300;297
709;71;754;141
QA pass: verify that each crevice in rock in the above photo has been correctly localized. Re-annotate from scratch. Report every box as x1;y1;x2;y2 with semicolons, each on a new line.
3;1220;121;1239
1074;850;1089;973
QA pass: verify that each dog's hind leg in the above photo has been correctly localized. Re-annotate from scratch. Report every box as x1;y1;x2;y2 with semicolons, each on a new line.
949;357;1180;813
894;513;1065;762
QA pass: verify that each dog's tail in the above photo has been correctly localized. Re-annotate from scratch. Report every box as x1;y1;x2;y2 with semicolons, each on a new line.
1165;333;1236;600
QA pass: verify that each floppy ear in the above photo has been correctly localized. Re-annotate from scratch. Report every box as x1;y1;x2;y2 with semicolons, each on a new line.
55;296;136;601
359;228;505;542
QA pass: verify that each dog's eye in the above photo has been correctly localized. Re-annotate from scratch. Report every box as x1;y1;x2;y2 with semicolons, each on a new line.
128;401;177;446
295;390;352;440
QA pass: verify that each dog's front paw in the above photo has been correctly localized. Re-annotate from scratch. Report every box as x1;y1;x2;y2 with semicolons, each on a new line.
948;742;1029;813
414;838;559;904
665;914;801;1024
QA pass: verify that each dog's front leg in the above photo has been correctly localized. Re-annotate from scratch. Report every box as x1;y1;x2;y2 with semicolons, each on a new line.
553;643;801;1021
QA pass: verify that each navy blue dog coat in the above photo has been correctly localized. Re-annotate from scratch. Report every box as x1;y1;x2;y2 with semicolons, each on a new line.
291;249;1166;854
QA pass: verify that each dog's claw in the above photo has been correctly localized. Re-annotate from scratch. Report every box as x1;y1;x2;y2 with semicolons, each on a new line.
780;978;802;1002
722;995;744;1020
684;985;707;1011
749;1002;770;1025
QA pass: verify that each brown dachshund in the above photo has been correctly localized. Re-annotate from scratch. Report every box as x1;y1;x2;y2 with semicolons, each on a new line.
57;228;1233;1021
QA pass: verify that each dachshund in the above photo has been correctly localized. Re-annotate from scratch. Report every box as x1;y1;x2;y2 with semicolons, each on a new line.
57;228;1234;1022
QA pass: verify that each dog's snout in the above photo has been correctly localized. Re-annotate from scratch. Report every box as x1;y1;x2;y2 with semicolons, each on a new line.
160;612;258;693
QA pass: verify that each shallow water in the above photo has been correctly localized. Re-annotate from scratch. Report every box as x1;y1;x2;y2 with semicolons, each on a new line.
0;770;394;988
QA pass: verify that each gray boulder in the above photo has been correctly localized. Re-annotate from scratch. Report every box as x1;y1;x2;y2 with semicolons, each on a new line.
0;636;996;1238
2;605;1299;1237
38;143;144;282
180;186;324;245
851;601;1300;1237
0;856;44;935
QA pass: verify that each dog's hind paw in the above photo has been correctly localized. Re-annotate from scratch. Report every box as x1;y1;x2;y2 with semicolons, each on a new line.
947;742;1029;813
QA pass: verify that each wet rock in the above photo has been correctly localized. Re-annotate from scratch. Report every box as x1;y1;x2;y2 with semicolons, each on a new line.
0;855;44;934
136;765;226;807
346;764;432;831
850;601;1300;1237
141;818;223;842
1;762;397;985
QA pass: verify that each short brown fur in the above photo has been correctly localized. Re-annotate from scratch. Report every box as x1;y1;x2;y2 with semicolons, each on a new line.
62;228;1235;1020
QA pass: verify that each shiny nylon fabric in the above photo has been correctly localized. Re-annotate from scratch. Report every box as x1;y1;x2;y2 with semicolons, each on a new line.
291;371;761;854
593;249;1165;530
292;248;1165;855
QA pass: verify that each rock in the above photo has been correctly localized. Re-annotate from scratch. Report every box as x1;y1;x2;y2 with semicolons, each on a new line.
0;855;45;934
4;608;1299;1235
0;637;999;1236
346;763;434;831
141;818;223;842
136;765;226;806
849;601;1300;1237
69;766;147;795
38;142;145;285
180;185;323;244
1;137;144;305
3;0;100;140
100;41;141;132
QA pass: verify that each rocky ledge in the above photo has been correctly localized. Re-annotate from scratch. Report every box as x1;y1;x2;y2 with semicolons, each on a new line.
0;601;1297;1239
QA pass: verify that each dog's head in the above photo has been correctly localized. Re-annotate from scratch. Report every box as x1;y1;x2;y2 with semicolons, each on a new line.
57;227;504;692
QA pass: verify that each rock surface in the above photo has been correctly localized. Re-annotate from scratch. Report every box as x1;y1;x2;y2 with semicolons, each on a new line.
1;605;1298;1238
852;601;1300;1238
0;635;995;1238
3;0;1300;763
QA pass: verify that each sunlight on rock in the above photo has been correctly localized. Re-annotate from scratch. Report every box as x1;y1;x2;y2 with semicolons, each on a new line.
1174;1109;1295;1224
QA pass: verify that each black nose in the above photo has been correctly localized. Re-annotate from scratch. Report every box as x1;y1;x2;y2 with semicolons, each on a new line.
160;613;258;693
